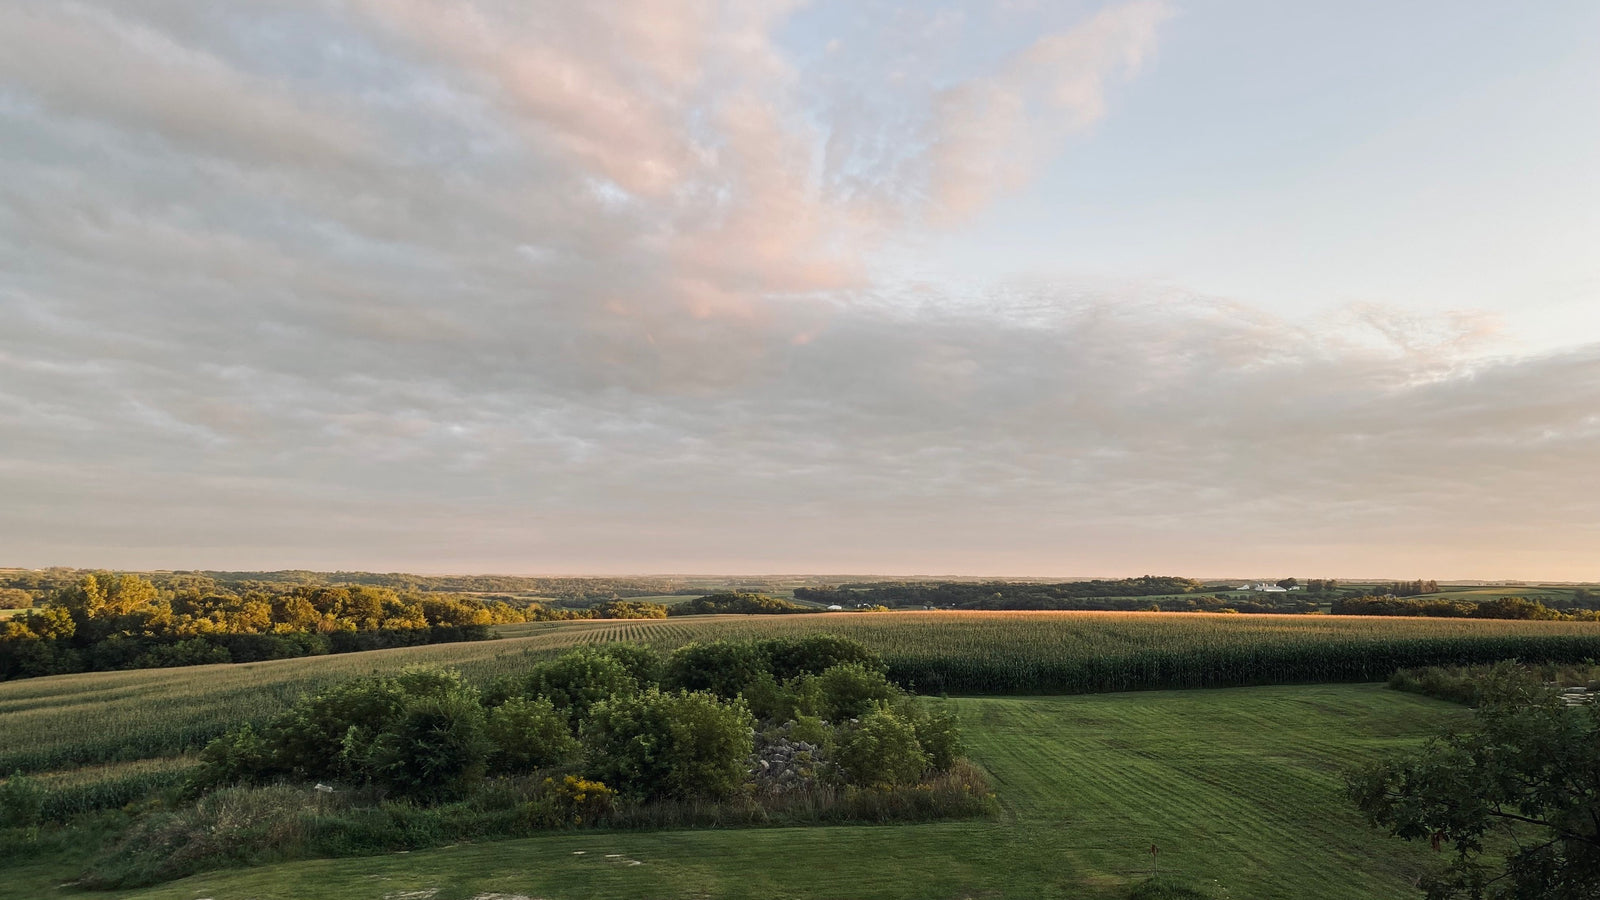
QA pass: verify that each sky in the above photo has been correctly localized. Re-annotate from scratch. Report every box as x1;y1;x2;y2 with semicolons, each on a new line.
1;1;1597;580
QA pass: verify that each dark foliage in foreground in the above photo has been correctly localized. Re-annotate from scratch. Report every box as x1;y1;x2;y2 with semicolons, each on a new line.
1350;665;1600;899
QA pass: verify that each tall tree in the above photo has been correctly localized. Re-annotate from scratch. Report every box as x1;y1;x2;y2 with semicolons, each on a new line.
1347;666;1600;899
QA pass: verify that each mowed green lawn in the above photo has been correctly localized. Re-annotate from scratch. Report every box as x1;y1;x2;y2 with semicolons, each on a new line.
92;684;1462;900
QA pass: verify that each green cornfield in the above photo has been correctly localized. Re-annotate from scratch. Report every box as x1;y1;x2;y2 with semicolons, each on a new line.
4;611;1598;774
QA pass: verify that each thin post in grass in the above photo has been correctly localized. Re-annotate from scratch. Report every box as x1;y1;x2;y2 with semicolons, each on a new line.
1150;843;1159;878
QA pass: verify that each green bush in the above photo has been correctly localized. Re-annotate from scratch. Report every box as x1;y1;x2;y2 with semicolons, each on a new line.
485;696;577;773
367;692;490;801
665;640;770;699
192;723;277;791
739;670;832;722
591;642;664;686
834;706;929;788
662;636;887;711
522;648;639;719
267;675;413;780
786;714;833;750
583;689;754;800
903;701;963;770
766;634;883;680
194;667;481;790
0;770;45;828
815;663;897;721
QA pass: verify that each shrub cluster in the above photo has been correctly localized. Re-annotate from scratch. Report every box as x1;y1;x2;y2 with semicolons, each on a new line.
72;637;985;883
194;635;969;805
61;636;986;888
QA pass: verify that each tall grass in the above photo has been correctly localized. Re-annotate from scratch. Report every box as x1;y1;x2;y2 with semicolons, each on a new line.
80;764;998;889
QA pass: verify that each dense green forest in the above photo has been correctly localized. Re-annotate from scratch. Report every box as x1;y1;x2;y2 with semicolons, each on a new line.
0;573;667;681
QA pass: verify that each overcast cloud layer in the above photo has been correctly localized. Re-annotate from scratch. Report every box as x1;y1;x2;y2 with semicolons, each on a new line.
1;1;1596;578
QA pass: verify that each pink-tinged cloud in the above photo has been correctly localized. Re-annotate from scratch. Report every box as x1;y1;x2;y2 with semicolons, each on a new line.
926;0;1173;221
0;1;1593;579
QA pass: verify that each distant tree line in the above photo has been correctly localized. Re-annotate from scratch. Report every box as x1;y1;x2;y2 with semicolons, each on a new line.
0;569;692;604
1165;594;1321;614
795;577;1336;614
795;576;1207;610
1331;594;1598;621
0;574;673;682
1380;580;1441;597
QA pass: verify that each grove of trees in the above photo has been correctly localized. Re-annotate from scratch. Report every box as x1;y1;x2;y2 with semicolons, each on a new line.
669;591;806;615
1332;594;1590;621
1;573;541;681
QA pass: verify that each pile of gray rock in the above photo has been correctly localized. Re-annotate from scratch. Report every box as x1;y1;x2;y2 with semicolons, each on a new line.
1559;686;1595;707
748;736;829;795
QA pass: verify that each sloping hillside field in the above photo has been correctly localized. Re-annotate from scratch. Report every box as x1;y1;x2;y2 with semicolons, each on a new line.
3;611;1591;899
101;684;1466;900
3;611;1594;773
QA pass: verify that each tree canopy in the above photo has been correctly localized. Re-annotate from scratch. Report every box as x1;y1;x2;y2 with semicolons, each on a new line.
1348;665;1600;899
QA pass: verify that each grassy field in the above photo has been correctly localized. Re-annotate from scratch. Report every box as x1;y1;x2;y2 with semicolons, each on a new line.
39;684;1462;900
1427;585;1581;603
5;611;1597;773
